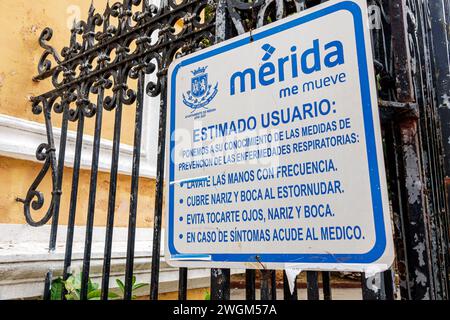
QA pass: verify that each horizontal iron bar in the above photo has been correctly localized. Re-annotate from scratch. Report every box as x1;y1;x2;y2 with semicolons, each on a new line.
31;24;214;101
379;99;419;120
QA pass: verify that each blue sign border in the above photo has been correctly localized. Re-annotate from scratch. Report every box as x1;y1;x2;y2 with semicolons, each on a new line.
168;1;387;264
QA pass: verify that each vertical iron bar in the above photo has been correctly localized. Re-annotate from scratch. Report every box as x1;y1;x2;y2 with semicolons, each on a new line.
383;269;395;300
80;87;105;300
43;270;53;300
283;271;297;300
385;120;410;299
389;0;414;102
428;0;450;299
246;270;256;300
49;107;69;250
101;88;124;300
210;268;230;300
41;101;59;300
306;271;319;300
178;268;188;300
414;0;443;299
260;270;273;301
50;107;68;300
270;270;277;300
150;75;168;300
211;0;233;297
322;272;332;301
124;72;145;300
62;114;85;282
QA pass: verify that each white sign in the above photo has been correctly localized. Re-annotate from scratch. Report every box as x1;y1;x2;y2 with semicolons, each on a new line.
165;0;394;272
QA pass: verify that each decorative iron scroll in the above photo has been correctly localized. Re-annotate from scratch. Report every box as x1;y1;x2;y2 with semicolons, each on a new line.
19;0;217;226
16;97;59;227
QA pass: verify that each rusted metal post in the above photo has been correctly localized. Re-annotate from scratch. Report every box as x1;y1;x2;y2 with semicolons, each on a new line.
398;119;433;299
430;0;450;178
389;0;435;300
384;120;411;299
429;0;450;299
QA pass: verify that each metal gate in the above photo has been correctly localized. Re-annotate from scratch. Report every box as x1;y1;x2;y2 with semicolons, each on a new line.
17;0;450;300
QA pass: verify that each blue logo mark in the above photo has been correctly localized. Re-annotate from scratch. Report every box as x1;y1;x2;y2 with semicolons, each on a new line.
182;66;218;111
261;44;276;61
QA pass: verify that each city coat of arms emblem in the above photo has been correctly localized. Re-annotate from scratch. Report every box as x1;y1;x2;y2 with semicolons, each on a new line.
182;66;218;111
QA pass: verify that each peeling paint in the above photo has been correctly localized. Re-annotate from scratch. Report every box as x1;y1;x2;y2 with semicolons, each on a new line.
403;145;422;204
365;275;380;293
413;242;426;266
214;0;227;43
440;93;450;109
415;270;427;286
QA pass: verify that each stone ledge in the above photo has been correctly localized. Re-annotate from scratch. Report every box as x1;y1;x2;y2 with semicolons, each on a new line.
0;224;218;299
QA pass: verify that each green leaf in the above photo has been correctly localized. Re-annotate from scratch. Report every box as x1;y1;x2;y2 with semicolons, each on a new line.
64;276;75;293
132;283;147;291
107;292;121;300
73;273;82;289
65;273;82;292
87;289;102;300
116;279;125;293
88;278;99;293
50;278;64;300
65;291;80;300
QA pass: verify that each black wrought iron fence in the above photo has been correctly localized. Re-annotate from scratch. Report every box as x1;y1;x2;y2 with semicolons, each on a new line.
17;0;450;300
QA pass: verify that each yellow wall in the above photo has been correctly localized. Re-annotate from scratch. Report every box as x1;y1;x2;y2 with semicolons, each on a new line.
0;156;155;227
0;0;157;227
0;0;136;144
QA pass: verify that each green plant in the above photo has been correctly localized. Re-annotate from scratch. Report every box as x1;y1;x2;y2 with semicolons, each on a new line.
50;273;146;300
50;273;113;300
64;273;115;300
50;277;65;301
50;273;120;300
115;276;147;300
